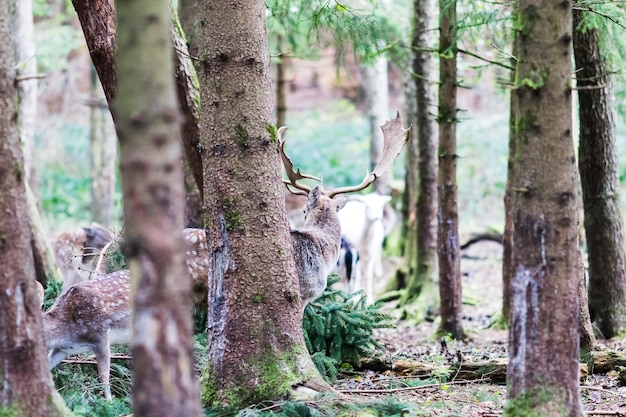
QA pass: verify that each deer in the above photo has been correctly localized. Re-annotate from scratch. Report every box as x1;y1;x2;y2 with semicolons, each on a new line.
43;228;210;401
53;223;114;291
280;112;409;310
43;269;131;401
337;193;396;304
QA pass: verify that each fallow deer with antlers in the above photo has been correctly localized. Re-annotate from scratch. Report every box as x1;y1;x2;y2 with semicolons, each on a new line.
281;112;410;310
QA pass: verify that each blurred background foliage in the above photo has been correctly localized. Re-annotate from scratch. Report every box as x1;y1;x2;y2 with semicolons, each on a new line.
29;0;626;242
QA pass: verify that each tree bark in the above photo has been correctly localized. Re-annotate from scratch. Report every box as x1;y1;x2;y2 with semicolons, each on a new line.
578;248;596;352
573;8;626;340
501;35;518;328
111;0;202;414
71;0;116;103
505;1;582;415
172;18;204;225
436;0;464;340
0;3;72;415
399;0;439;317
198;1;329;407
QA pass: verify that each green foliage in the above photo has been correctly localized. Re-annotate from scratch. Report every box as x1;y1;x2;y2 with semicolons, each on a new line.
0;404;18;417
34;20;82;72
105;238;127;273
42;278;64;311
303;275;394;381
575;1;626;66
51;346;132;415
267;0;404;64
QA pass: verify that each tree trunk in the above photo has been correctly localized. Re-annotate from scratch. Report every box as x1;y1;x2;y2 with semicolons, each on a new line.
573;8;626;340
89;66;117;227
436;0;464;340
276;35;287;128
111;0;202;415
198;1;329;407
505;1;582;415
399;0;439;317
0;4;72;415
71;0;116;103
13;0;37;194
365;54;390;195
178;0;199;62
579;248;596;352
72;0;204;226
501;36;518;328
172;17;204;225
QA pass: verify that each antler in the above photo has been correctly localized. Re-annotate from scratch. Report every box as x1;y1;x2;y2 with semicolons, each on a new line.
278;126;322;195
328;112;410;198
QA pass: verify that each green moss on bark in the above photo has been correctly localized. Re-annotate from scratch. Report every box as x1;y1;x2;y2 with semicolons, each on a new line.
201;346;312;408
504;387;567;417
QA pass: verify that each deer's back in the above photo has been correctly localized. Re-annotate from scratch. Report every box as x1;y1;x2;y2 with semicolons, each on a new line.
290;227;341;305
44;270;131;346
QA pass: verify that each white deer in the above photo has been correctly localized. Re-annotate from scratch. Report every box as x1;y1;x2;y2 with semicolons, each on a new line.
279;113;409;309
338;193;395;304
43;228;209;401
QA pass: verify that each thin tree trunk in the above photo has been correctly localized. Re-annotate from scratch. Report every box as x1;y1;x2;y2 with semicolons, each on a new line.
198;0;330;407
71;0;116;103
505;0;582;415
501;35;518;327
399;0;439;317
72;0;204;224
14;0;37;193
365;53;390;194
1;3;72;414
112;0;202;414
276;35;287;128
436;0;464;340
89;66;117;227
574;8;626;340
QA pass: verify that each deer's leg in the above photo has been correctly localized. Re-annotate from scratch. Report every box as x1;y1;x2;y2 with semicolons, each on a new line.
48;348;68;369
93;337;112;401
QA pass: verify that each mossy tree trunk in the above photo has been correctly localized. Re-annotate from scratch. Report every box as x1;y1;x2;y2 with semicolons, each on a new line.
0;3;72;415
111;0;202;415
198;1;329;407
574;8;626;340
505;0;582;415
436;0;464;340
399;0;439;318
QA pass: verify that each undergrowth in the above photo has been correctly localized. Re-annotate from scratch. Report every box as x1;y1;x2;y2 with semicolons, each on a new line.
303;275;395;383
47;274;395;415
206;395;424;417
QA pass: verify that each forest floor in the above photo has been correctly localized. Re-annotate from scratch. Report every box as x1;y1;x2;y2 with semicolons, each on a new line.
331;241;626;416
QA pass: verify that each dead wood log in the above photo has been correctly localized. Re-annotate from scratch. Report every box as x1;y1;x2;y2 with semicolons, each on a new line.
586;350;626;374
357;356;591;384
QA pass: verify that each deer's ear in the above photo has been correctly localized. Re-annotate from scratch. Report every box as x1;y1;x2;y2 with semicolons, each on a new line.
335;195;349;211
307;185;321;207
